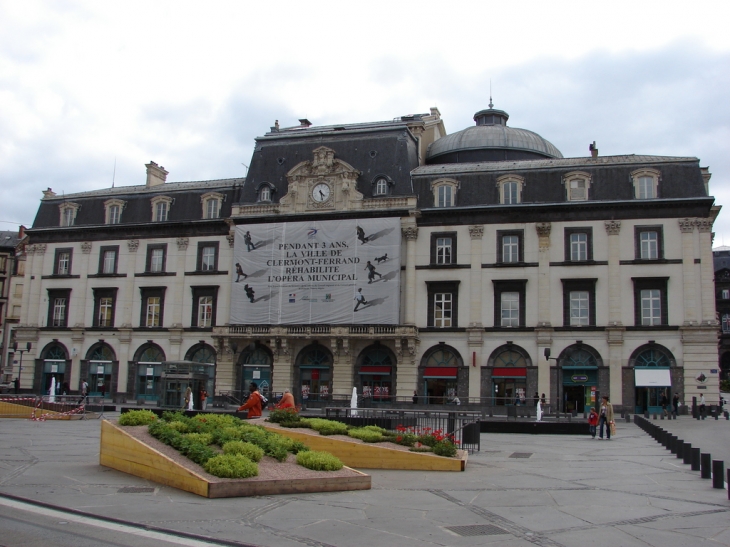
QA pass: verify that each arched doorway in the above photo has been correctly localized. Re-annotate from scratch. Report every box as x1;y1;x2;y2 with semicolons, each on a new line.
419;345;465;404
558;344;602;413
357;344;395;402
236;344;272;400
38;342;69;395
295;344;333;404
185;343;217;407
133;343;165;401
84;343;116;397
486;344;532;406
630;344;675;414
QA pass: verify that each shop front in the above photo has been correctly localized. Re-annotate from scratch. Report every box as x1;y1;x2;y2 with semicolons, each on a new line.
492;366;527;406
423;366;458;404
359;366;392;402
562;368;598;413
634;367;671;414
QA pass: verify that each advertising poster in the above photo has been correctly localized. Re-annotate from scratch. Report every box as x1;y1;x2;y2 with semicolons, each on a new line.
231;218;401;324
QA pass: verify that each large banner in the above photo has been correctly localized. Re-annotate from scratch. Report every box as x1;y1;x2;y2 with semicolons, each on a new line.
231;218;401;324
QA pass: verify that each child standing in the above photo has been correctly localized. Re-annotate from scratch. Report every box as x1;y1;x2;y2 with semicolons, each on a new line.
588;407;599;439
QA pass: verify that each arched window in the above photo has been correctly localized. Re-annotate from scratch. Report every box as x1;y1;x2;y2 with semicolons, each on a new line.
88;344;115;361
488;345;529;406
43;344;67;360
633;347;671;367
562;348;598;368
187;344;216;364
296;345;333;402
425;347;458;367
237;345;273;398
359;346;393;400
136;345;165;362
421;345;462;404
134;344;165;401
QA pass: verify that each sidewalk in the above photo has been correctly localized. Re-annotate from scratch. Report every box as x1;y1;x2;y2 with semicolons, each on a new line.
0;414;728;547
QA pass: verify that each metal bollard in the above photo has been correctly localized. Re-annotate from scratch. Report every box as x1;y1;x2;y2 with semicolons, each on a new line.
670;435;679;454
712;460;725;489
727;469;730;500
660;413;665;420
652;413;657;420
701;453;712;479
676;440;684;458
625;414;630;423
691;448;701;471
683;443;692;464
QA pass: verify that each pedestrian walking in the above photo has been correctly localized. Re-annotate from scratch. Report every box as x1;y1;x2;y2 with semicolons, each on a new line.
699;394;706;417
412;390;418;404
672;393;679;417
598;396;614;439
237;383;264;418
183;386;193;410
364;261;381;283
200;388;208;410
78;379;89;405
588;407;599;439
660;392;669;416
354;288;368;311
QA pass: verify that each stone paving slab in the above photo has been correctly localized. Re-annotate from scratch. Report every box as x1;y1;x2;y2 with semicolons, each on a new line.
0;414;728;547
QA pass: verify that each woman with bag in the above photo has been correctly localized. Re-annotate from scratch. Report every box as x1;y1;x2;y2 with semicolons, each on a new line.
599;396;615;440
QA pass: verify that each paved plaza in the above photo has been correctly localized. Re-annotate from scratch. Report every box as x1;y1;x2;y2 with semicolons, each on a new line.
0;413;728;547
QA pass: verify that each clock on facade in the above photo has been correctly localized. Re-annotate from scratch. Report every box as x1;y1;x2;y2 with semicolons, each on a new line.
312;183;331;202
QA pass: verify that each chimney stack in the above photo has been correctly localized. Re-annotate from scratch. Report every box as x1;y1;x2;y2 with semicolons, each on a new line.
146;161;168;187
589;141;598;158
299;118;312;128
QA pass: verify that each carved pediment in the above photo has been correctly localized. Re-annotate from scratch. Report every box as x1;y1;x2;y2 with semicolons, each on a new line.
279;146;364;213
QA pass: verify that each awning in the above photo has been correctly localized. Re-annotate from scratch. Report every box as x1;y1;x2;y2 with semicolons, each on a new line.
359;366;391;375
635;368;671;387
423;367;458;378
492;367;526;377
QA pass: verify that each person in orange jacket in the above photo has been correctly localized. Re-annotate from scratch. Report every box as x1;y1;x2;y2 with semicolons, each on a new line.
587;407;599;439
237;383;264;418
276;388;295;409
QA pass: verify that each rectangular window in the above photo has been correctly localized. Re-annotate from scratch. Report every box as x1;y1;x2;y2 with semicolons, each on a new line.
109;205;120;224
376;179;388;195
93;288;117;328
635;226;663;260
437;186;453;207
139;287;166;328
47;289;71;328
62;208;74;226
433;293;452;327
206;199;219;219
146;244;167;273
436;238;452;264
570;291;590;325
493;280;527;327
54;248;73;275
426;281;460;328
190;286;218;327
196;241;220;272
569;179;587;200
564;228;593;262
500;291;519;327
632;277;668;326
260;186;271;201
146;297;160;327
502;235;519;263
638;176;655;199
503;181;518;204
723;289;730;300
723;314;730;333
98;246;119;274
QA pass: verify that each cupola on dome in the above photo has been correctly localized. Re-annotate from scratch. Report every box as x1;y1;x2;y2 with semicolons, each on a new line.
426;105;563;164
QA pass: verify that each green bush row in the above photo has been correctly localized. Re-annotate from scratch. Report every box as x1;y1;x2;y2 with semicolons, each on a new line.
118;410;158;426
296;451;344;471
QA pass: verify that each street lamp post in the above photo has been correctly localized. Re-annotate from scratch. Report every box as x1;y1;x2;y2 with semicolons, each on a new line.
12;342;32;390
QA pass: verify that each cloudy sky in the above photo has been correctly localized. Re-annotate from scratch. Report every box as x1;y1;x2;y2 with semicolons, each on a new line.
1;1;730;242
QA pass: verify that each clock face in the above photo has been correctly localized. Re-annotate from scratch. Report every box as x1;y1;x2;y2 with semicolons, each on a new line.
312;183;331;202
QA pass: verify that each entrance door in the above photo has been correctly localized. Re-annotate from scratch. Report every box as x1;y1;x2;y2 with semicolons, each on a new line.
424;378;457;404
564;385;588;413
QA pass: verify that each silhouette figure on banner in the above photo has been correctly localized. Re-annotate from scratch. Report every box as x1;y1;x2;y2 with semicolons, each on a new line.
235;263;248;282
244;284;255;303
356;226;370;245
365;261;382;283
244;231;256;252
375;253;388;264
354;288;368;312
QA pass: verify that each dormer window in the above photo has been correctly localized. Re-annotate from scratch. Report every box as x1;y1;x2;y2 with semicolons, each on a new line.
150;196;173;222
104;199;126;225
59;202;80;227
255;183;275;203
562;171;592;201
431;178;459;208
372;176;392;197
497;175;524;204
201;192;225;218
631;168;660;200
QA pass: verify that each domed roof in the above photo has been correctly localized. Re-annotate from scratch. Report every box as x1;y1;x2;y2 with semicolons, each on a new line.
427;107;563;162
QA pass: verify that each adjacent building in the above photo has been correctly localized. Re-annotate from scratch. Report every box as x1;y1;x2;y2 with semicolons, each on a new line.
15;105;721;412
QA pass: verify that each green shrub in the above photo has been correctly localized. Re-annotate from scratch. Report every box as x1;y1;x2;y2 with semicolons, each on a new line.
307;418;349;436
167;420;192;433
279;420;311;428
192;413;239;429
417;433;438;447
280;438;310;454
223;441;264;462
204;454;258;478
347;428;383;442
296;451;344;471
162;411;186;423
409;447;433;453
119;410;158;426
180;440;216;465
393;433;417;447
361;425;387;434
268;408;301;424
184;433;213;446
432;440;458;458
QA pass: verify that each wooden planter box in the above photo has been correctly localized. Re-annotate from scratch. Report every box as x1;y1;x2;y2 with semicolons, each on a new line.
99;420;371;498
260;424;467;471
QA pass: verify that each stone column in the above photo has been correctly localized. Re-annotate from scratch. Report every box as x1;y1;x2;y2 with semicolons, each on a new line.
330;331;352;397
122;239;140;327
402;222;418;325
25;244;47;327
678;219;698;324
604;221;622;325
697;219;716;325
535;223;552;327
467;226;484;399
76;242;93;327
171;238;189;329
